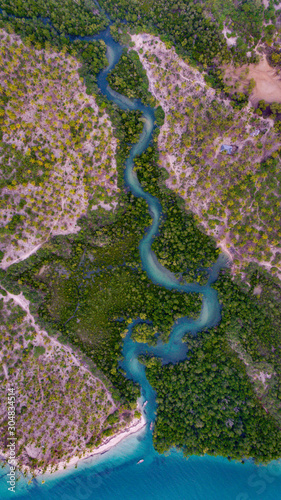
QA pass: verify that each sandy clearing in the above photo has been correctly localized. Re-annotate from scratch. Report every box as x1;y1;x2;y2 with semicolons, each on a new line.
254;371;272;386
224;56;281;105
3;242;46;269
222;24;237;48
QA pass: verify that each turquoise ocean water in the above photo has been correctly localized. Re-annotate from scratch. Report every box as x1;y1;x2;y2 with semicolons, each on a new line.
1;436;281;500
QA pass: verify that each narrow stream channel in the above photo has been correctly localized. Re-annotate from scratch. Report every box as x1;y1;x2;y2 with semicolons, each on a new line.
88;21;226;438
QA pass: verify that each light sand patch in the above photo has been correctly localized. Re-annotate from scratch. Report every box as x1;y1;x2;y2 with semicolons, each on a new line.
222;23;237;48
224;56;281;105
253;284;262;295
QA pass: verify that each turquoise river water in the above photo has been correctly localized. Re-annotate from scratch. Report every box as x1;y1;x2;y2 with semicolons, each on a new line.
1;14;281;500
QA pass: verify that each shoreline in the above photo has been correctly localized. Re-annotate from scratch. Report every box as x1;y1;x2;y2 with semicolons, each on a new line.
51;414;147;475
0;288;147;482
0;414;147;480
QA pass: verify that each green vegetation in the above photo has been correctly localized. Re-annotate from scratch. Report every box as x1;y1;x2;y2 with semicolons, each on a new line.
142;259;281;464
131;323;158;346
99;0;230;67
99;0;276;66
0;0;276;69
207;0;265;53
152;202;219;284
246;264;281;336
154;106;165;127
0;296;126;472
256;100;281;133
142;266;281;462
107;49;155;106
0;0;108;36
145;325;281;462
105;410;119;425
33;345;45;357
219;265;281;424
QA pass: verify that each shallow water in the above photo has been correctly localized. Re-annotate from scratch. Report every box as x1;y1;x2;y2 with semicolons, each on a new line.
1;441;281;500
1;14;281;500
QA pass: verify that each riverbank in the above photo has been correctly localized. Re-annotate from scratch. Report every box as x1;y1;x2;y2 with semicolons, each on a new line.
130;32;281;280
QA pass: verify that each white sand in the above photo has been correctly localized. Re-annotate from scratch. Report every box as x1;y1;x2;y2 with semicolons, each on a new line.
52;414;146;474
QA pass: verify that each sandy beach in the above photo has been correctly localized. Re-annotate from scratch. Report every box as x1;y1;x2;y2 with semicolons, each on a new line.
53;414;147;473
0;413;146;479
29;413;146;477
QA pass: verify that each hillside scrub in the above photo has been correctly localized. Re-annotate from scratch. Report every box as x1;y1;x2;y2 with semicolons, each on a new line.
0;293;136;473
131;33;281;279
0;29;118;267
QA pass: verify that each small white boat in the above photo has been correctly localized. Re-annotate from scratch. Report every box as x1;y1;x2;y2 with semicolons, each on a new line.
143;400;148;407
137;459;144;464
150;422;154;431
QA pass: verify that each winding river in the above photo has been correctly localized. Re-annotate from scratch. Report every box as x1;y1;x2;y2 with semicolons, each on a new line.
92;22;225;432
1;12;281;500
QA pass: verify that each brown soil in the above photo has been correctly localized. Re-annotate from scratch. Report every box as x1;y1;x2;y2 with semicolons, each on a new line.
224;56;281;105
